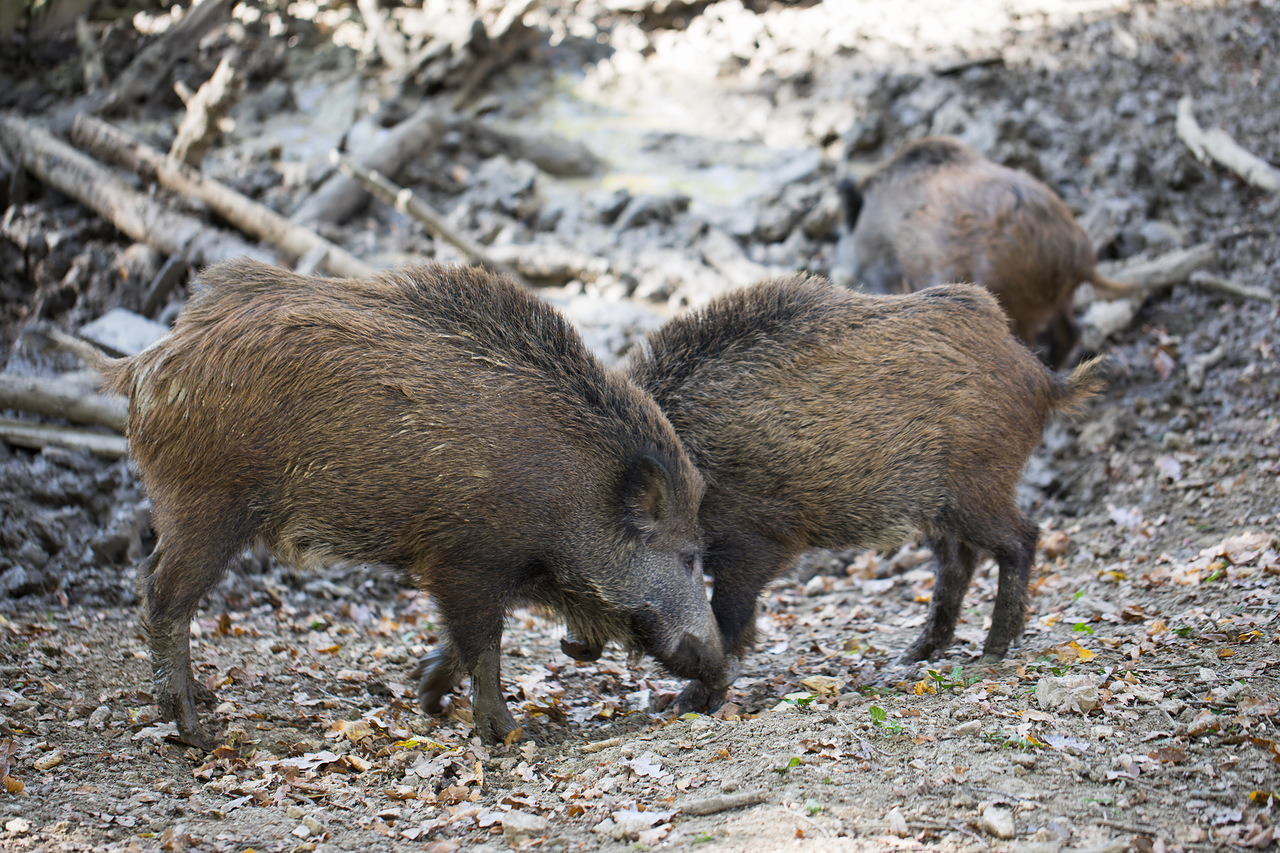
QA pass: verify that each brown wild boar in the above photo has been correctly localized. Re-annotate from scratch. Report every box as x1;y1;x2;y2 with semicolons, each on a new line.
837;136;1133;368
569;276;1111;709
57;258;728;748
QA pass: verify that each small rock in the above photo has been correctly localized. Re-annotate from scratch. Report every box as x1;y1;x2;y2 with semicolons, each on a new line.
301;815;323;836
951;720;982;737
503;810;549;843
886;806;909;838
5;817;31;835
980;804;1016;839
88;705;111;728
78;308;170;357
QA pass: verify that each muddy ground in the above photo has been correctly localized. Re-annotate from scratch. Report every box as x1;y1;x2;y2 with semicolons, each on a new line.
1;0;1279;850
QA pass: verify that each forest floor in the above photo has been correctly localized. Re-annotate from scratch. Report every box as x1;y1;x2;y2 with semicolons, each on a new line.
1;0;1278;850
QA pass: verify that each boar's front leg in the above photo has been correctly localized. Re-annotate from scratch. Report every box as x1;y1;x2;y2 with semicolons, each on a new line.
674;532;785;713
417;574;519;744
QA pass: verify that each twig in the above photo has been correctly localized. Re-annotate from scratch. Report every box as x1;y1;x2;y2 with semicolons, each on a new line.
578;737;623;754
1097;242;1217;292
790;809;831;838
170;47;241;168
679;790;769;816
1176;95;1280;192
0;115;271;268
70;114;372;279
1096;818;1158;835
330;151;526;285
290;102;444;227
0;417;128;459
0;372;126;432
1187;270;1279;306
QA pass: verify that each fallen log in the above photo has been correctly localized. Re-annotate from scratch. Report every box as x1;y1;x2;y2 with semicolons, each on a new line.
0;115;272;268
0;372;126;433
330;151;526;285
0;417;128;459
1176;95;1280;192
71;114;374;279
290;103;445;227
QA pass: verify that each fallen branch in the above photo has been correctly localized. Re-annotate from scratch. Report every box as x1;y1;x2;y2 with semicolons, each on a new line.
1176;95;1280;192
680;790;769;817
578;737;624;755
71;114;373;279
1187;270;1279;306
330;151;526;285
170;47;242;168
1095;242;1217;293
290;103;445;227
0;373;126;432
0;115;272;268
0;417;128;459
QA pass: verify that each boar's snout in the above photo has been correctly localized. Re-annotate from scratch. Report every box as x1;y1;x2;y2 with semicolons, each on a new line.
636;593;727;687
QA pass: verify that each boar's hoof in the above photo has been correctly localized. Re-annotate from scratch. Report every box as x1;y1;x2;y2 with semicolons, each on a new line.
673;680;727;715
473;698;521;745
977;651;1006;665
414;646;461;716
560;637;603;662
160;689;216;752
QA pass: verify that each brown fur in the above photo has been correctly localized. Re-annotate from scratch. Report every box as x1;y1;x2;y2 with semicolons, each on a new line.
840;136;1133;368
77;258;728;747
624;275;1111;709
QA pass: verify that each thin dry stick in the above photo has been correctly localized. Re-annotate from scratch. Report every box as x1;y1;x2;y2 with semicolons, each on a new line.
1176;95;1280;192
71;114;373;279
0;418;128;459
0;373;126;432
578;737;624;754
679;789;769;816
330;151;526;285
1187;270;1279;306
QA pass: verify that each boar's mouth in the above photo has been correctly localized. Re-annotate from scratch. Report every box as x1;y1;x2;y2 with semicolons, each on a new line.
631;609;727;686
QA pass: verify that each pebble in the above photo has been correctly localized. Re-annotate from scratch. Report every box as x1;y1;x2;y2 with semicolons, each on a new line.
502;810;549;843
5;817;31;835
980;804;1016;839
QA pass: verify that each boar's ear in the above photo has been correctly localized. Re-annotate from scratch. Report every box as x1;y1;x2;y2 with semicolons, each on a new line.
621;450;674;531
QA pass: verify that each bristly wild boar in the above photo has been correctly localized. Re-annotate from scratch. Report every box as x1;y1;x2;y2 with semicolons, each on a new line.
837;136;1134;369
61;258;728;748
622;275;1112;709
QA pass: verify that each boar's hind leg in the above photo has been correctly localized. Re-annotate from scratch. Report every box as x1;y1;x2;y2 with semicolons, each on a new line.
898;534;980;664
977;517;1039;663
139;535;240;751
414;641;461;715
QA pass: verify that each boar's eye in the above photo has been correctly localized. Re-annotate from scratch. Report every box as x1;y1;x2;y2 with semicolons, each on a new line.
681;553;701;576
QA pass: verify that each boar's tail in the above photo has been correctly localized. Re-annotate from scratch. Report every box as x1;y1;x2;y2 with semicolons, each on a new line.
1086;270;1143;299
836;176;863;232
1052;354;1118;421
35;325;133;392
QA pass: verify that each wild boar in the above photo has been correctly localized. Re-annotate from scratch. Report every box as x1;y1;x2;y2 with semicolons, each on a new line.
570;275;1111;710
837;136;1133;368
57;258;728;747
